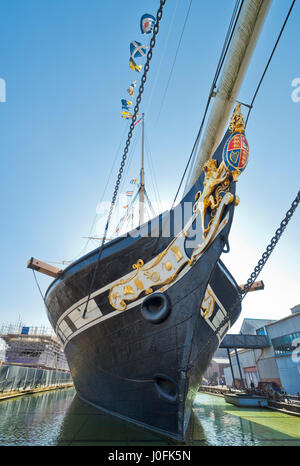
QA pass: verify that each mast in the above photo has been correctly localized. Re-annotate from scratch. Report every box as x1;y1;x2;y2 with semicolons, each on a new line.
184;0;272;194
139;113;145;225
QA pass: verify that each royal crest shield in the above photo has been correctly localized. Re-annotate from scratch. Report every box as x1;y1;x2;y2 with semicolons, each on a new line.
223;132;249;176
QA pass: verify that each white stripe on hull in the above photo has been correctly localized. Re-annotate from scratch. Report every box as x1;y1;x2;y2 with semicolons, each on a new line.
53;209;231;349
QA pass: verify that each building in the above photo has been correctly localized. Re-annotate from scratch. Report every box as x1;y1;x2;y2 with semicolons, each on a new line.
204;348;229;384
264;305;300;394
223;306;300;394
0;323;69;371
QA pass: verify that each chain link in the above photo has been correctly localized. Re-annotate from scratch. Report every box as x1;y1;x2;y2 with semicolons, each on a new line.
200;191;300;346
82;1;166;317
100;0;165;241
241;190;300;299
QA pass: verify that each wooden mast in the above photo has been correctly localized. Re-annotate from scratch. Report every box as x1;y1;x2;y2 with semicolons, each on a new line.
139;113;145;226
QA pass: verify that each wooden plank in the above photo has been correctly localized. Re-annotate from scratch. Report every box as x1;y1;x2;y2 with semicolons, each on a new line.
239;280;264;292
27;257;62;278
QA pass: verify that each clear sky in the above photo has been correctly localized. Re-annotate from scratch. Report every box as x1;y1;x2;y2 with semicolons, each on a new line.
0;0;299;333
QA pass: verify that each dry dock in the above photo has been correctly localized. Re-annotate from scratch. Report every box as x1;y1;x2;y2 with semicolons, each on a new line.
0;388;300;445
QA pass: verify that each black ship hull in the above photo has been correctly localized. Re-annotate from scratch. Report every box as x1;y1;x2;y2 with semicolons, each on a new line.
44;130;243;441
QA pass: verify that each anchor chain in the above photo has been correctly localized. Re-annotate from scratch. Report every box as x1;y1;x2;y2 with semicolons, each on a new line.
203;191;300;346
241;190;300;299
82;0;166;317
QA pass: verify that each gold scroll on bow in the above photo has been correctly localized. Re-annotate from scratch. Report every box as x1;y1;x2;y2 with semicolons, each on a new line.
109;190;235;311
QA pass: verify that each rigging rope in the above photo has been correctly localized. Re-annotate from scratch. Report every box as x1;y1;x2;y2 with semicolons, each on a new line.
117;129;140;202
245;0;296;127
173;0;295;207
145;133;163;212
60;123;129;264
213;0;243;88
114;188;140;236
82;0;167;318
145;0;180;116
171;0;244;207
144;190;156;217
155;0;193;123
241;190;300;299
32;270;49;311
205;189;298;349
239;0;297;300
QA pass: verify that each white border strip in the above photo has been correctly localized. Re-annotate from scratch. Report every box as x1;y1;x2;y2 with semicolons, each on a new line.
56;213;230;349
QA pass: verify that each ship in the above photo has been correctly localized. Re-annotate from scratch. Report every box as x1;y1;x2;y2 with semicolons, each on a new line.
28;0;274;441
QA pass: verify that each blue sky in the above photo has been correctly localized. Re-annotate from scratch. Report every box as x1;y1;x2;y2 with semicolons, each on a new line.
0;0;299;332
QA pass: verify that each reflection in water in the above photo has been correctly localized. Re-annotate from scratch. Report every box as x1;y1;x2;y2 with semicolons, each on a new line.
0;388;76;446
192;394;300;446
56;394;179;446
0;389;300;446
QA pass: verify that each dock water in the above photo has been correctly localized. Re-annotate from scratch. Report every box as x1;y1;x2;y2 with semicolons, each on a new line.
198;385;300;417
0;387;300;445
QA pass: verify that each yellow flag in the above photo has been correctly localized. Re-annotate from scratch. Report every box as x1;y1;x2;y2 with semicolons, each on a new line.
121;111;133;119
129;57;142;73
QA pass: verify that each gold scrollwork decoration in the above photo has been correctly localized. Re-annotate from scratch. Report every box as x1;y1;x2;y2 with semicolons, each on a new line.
193;159;231;237
200;287;215;319
171;245;184;262
133;259;144;270
108;190;234;312
229;102;245;134
108;143;242;313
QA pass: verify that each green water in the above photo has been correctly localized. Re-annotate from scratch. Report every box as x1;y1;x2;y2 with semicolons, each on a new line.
0;388;299;445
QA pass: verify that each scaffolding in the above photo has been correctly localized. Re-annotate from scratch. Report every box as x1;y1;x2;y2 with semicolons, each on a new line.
0;323;69;372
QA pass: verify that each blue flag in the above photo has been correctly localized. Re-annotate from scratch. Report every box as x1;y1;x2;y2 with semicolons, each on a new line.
140;14;156;34
121;99;132;107
130;41;148;59
127;81;137;96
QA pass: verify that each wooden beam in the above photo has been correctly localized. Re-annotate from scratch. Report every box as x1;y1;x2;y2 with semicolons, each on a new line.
239;280;264;293
27;257;62;278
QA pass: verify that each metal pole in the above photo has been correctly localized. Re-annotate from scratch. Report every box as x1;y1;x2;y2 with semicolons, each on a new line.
32;367;37;389
227;348;236;388
235;348;245;389
23;367;29;390
139;113;145;226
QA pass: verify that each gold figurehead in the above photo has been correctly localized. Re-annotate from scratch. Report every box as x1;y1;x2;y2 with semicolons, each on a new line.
193;159;231;237
229;102;245;134
194;103;247;237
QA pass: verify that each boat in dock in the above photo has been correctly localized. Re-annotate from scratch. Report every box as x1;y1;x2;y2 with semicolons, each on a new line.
224;392;268;408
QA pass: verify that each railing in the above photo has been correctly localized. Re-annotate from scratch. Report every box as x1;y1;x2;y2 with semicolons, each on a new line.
0;363;73;395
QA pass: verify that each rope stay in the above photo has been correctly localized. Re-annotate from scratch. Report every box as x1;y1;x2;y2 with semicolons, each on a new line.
241;190;300;299
174;0;295;205
206;190;300;342
144;133;163;212
172;0;244;207
32;270;46;305
156;0;193;123
245;0;296;127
